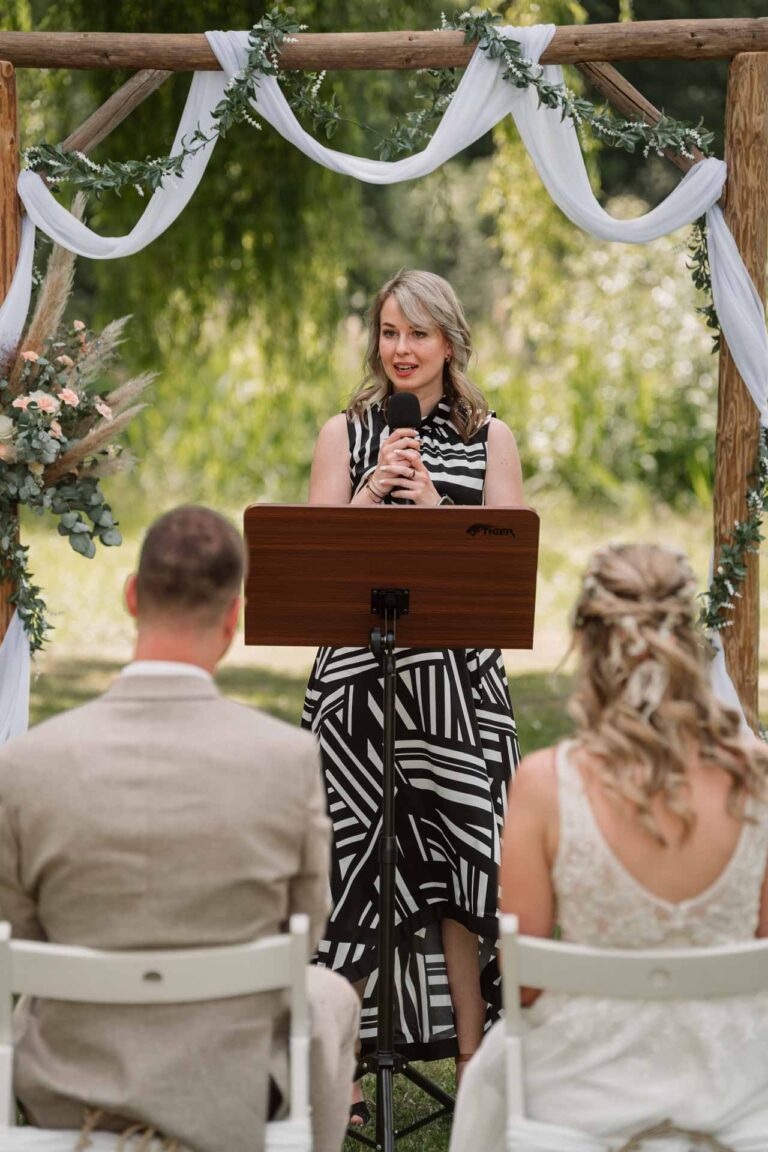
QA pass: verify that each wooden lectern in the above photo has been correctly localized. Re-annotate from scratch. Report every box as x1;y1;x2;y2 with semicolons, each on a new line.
244;505;538;649
243;504;539;1152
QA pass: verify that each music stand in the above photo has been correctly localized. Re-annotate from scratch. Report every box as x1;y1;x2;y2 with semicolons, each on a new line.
244;504;539;1152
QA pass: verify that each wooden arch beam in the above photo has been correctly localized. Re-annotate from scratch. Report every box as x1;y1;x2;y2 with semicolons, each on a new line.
0;21;767;72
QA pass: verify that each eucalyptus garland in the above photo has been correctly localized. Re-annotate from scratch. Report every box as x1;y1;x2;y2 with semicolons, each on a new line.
18;7;762;639
448;12;712;162
699;428;768;634
688;217;720;349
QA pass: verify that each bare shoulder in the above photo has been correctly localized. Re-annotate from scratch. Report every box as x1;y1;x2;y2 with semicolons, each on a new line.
487;417;518;446
317;412;348;444
511;748;558;812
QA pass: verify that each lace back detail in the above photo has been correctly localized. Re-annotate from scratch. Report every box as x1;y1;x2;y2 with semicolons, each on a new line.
552;740;768;949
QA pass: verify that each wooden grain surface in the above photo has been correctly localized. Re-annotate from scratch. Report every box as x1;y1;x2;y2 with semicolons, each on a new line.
714;53;768;730
0;22;767;71
0;62;19;647
576;61;707;174
63;68;171;155
243;505;539;649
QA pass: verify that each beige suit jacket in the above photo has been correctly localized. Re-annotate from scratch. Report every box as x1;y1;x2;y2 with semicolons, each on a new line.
0;672;331;1152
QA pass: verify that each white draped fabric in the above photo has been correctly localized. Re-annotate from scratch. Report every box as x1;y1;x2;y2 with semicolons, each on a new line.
452;1106;768;1152
453;1108;768;1151
449;994;768;1150
0;22;766;742
0;611;30;743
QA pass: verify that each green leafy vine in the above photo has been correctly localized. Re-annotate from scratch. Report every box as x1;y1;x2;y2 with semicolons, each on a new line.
699;428;768;634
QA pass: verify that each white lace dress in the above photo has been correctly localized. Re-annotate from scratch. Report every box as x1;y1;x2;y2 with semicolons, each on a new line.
449;740;768;1152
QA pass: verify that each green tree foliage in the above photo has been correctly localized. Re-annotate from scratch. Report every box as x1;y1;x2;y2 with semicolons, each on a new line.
484;0;723;508
6;1;496;354
3;1;494;503
0;2;745;512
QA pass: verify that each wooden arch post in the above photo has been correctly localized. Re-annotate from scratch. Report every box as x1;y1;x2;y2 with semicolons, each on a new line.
0;60;20;644
714;52;768;731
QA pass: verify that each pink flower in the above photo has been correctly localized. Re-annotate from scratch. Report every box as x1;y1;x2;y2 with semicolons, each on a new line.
56;354;75;368
95;399;113;421
35;394;59;414
21;350;39;362
23;390;61;414
73;320;86;332
12;396;30;410
50;420;63;440
59;388;80;407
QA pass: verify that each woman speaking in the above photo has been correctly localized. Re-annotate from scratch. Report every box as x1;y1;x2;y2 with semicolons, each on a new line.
302;269;524;1120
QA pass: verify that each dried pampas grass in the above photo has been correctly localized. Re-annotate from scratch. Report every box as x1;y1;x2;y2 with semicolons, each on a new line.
77;315;131;386
45;404;147;486
9;194;86;396
104;370;157;416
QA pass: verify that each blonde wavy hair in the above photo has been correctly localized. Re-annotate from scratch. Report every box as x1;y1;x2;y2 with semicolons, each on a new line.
347;269;489;443
569;543;768;843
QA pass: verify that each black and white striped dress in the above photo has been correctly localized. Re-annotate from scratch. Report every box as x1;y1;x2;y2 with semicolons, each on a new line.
302;397;520;1058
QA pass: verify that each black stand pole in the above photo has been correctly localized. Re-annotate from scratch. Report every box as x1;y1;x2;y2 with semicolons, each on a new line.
373;601;398;1152
347;589;454;1151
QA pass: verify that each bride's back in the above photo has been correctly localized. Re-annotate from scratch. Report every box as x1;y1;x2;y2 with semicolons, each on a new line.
553;543;768;948
551;737;768;950
575;742;747;905
501;543;768;950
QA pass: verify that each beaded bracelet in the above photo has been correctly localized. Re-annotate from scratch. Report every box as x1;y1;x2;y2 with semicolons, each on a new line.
366;475;387;503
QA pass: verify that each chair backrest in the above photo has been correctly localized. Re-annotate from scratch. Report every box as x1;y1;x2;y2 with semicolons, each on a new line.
0;914;310;1128
499;912;768;1119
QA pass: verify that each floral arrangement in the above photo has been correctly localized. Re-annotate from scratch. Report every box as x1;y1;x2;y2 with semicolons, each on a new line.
0;207;152;651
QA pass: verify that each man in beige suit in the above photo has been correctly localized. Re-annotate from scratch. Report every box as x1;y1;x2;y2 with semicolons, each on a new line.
0;505;358;1152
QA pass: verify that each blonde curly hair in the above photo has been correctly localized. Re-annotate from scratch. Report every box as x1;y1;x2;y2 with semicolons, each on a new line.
569;543;768;844
347;269;489;443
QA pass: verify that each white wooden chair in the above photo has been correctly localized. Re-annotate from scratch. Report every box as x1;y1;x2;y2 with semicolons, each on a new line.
499;912;768;1151
0;914;312;1151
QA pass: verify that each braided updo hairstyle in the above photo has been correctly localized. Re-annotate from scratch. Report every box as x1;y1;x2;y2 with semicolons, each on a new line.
569;543;768;844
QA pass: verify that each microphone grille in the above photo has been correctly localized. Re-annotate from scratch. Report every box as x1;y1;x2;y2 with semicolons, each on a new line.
388;391;421;430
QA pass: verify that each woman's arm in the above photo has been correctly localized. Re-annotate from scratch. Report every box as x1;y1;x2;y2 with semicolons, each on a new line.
500;748;558;1003
484;418;524;507
500;749;557;934
308;415;354;505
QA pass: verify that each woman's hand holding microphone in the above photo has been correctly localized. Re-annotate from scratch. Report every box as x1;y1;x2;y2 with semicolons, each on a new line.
366;427;442;507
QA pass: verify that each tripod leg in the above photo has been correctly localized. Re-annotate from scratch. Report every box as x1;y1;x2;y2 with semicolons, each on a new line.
401;1062;455;1110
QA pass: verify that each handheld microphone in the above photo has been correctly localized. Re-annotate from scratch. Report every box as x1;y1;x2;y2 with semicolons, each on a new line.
388;391;421;431
386;392;421;505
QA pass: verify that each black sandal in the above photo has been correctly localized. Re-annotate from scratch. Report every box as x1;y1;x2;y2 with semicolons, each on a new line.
349;1100;371;1127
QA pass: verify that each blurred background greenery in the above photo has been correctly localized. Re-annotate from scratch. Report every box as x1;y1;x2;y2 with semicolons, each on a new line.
2;0;767;711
